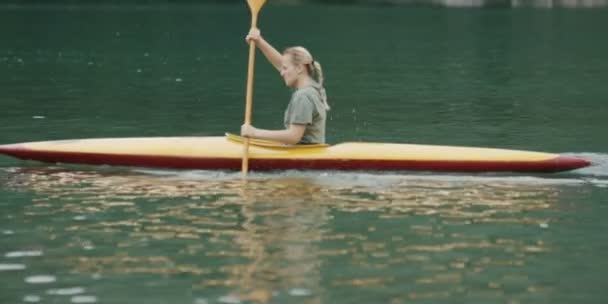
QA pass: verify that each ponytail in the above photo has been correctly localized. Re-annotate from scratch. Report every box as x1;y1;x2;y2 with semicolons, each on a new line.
312;61;330;111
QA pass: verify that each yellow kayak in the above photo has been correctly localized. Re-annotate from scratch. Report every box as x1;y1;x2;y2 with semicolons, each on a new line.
0;133;590;173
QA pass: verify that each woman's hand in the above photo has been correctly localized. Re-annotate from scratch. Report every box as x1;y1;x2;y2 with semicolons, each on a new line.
245;28;261;44
241;124;258;138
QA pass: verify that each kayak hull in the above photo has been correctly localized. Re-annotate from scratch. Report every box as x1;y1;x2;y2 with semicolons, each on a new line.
0;136;591;173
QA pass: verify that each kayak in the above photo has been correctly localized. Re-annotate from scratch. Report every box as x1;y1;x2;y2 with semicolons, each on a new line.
0;133;590;173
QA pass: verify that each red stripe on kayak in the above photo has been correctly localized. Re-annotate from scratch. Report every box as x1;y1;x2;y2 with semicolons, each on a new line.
250;155;590;173
0;146;591;173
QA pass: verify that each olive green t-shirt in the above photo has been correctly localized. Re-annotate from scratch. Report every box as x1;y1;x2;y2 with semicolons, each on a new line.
283;86;327;144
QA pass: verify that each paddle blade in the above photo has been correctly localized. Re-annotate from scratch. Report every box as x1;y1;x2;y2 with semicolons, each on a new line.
247;0;267;15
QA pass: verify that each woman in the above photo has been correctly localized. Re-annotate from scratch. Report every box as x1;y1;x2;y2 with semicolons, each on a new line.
241;28;329;145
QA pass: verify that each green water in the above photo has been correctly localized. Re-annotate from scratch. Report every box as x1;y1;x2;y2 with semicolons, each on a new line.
1;4;608;304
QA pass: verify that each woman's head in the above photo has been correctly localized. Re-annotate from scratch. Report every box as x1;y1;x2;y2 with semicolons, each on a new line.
280;47;312;87
281;46;329;110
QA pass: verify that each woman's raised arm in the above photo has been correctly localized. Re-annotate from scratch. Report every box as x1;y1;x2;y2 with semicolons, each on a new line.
246;28;282;72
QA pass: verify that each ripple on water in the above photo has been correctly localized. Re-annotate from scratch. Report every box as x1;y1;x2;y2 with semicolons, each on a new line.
25;275;56;284
5;250;43;258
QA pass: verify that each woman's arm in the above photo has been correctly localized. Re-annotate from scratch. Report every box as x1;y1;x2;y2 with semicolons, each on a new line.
241;124;305;145
247;29;282;72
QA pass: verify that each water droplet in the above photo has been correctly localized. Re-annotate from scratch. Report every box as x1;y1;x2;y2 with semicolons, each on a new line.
32;116;45;119
539;223;549;228
176;78;183;83
0;263;26;271
2;230;14;235
136;69;142;73
25;275;56;284
73;215;87;221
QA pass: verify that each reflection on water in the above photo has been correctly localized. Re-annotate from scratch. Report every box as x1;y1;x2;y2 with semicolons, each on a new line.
0;167;588;303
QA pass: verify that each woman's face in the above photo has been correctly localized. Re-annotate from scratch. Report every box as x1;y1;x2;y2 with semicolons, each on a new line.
280;54;301;88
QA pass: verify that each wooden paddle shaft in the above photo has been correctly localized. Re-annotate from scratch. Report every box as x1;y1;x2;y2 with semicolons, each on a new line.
241;41;256;175
242;10;261;176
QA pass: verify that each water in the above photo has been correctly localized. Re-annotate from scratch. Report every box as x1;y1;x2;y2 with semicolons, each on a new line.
1;4;608;304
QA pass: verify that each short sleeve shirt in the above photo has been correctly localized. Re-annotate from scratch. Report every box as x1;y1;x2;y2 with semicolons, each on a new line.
283;86;327;144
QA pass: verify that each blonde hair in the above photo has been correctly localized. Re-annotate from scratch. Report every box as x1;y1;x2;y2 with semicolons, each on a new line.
283;46;330;110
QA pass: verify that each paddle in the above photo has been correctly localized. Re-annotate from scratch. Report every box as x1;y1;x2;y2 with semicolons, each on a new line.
242;0;267;177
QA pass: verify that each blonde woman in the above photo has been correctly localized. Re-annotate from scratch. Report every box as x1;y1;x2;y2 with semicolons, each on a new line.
240;28;329;145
